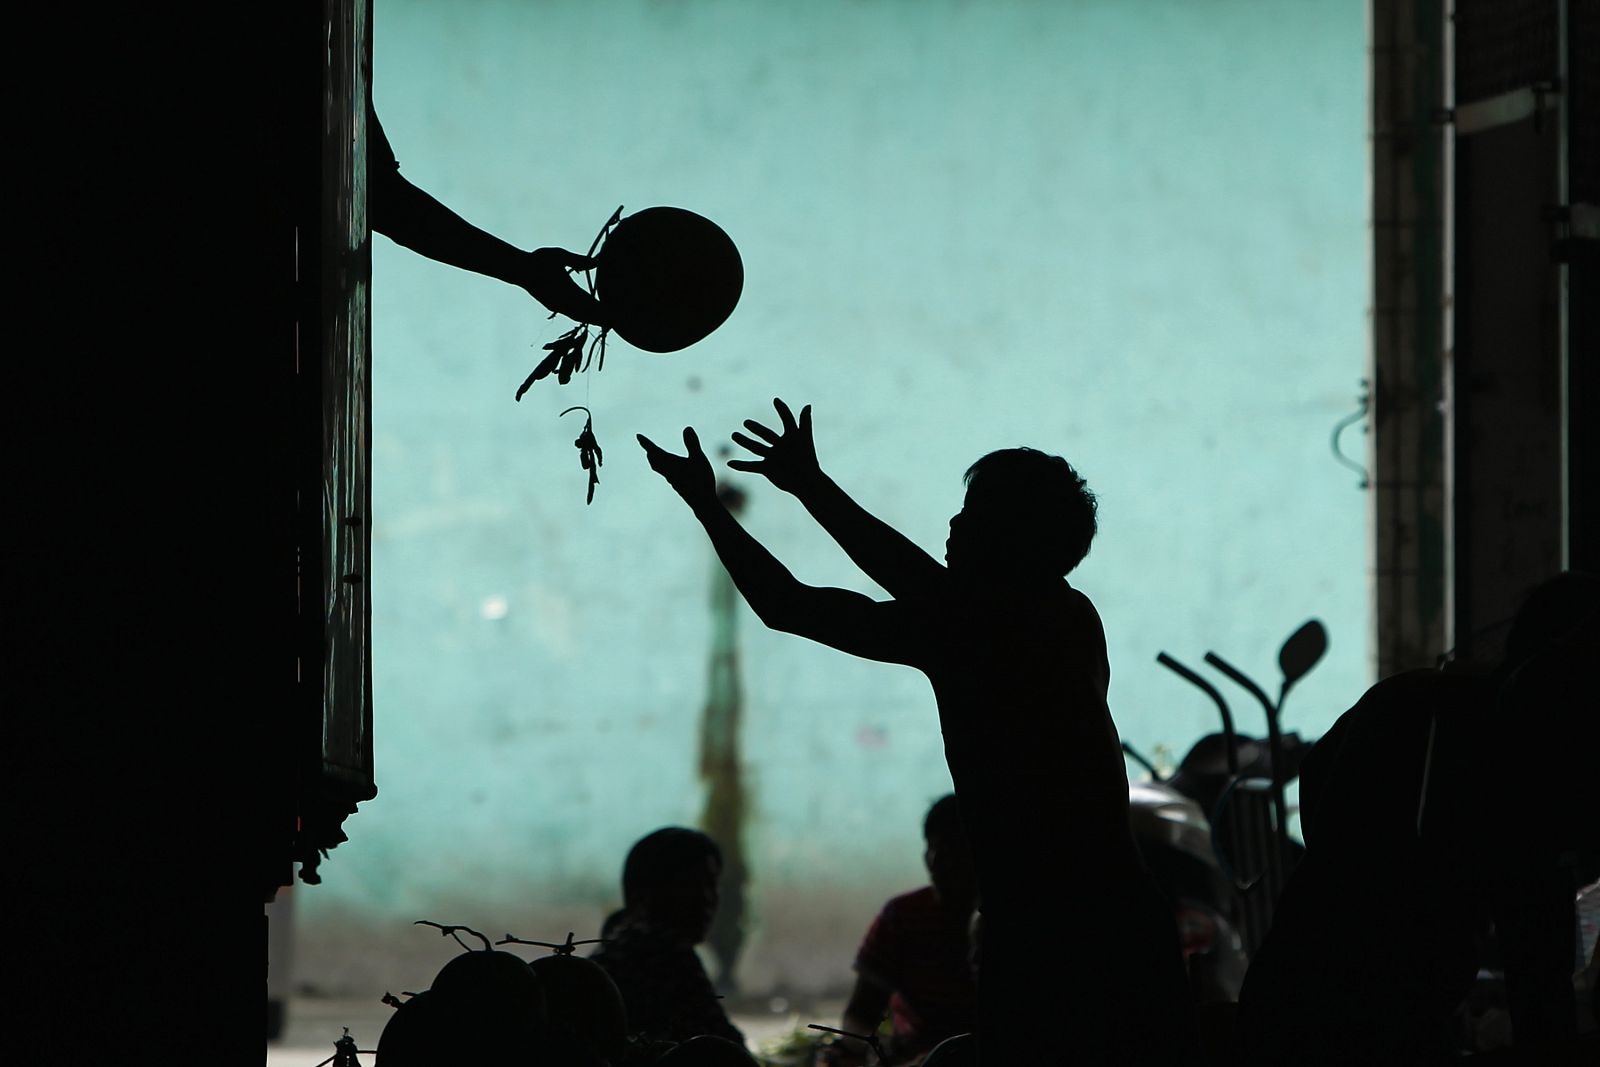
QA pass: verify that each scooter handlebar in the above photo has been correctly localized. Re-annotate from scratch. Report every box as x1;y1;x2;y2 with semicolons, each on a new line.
1157;652;1239;776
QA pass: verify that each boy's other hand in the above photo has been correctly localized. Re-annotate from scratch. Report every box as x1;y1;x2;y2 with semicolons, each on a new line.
729;398;822;495
639;428;717;508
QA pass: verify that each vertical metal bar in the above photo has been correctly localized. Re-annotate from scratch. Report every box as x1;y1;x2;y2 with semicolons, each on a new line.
1370;0;1452;677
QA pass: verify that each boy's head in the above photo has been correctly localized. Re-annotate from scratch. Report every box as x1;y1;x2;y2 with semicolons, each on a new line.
922;794;975;908
621;827;723;944
947;448;1097;580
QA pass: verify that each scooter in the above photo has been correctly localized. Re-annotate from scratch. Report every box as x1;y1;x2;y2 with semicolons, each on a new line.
1123;764;1252;1004
1123;619;1329;1000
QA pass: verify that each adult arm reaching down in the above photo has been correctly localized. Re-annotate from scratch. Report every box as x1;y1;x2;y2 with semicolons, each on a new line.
367;103;605;326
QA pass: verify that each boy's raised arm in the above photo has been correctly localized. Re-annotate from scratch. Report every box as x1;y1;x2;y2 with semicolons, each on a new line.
728;400;948;601
639;427;926;667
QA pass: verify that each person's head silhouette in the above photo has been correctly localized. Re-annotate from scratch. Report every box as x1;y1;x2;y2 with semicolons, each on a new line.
621;827;723;946
922;794;976;911
946;448;1097;581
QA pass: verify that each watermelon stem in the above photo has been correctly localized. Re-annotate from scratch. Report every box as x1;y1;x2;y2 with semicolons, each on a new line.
413;919;492;952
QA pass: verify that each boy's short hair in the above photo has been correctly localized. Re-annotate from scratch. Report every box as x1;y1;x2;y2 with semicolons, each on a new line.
621;827;722;908
962;448;1097;577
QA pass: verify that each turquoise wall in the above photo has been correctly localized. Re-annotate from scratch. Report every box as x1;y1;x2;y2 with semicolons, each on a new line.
296;0;1371;996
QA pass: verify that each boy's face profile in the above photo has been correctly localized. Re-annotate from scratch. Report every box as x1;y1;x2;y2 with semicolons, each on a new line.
944;509;967;569
946;491;1024;579
945;493;991;573
642;855;722;944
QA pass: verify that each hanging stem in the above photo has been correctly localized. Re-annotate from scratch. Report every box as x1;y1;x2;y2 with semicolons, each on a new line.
517;206;624;504
561;406;604;504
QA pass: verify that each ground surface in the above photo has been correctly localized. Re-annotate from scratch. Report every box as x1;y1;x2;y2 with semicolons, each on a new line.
267;994;849;1066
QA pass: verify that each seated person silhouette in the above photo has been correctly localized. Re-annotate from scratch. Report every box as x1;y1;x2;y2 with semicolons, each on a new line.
589;827;745;1047
639;400;1195;1065
833;794;979;1065
1235;571;1599;1065
367;99;603;327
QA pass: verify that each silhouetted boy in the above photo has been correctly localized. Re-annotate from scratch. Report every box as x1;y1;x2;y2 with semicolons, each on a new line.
835;794;979;1064
590;827;746;1047
639;400;1194;1064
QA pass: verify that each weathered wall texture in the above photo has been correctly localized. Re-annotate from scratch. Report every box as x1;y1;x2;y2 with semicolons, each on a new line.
293;0;1369;998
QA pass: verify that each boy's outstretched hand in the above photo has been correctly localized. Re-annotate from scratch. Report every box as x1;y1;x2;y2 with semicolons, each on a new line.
638;428;717;508
729;398;821;495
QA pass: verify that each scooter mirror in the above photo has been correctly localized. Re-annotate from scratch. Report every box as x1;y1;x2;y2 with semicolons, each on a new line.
1278;619;1328;696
